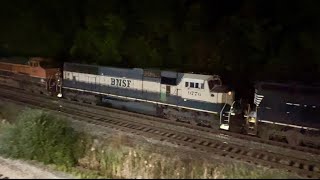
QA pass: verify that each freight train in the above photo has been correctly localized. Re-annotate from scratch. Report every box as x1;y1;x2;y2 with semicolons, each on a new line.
0;57;319;147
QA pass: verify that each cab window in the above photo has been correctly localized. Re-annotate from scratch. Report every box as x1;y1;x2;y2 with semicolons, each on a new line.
30;61;39;67
208;79;221;90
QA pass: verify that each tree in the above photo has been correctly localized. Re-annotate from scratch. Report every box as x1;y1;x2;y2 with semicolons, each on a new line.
70;14;126;65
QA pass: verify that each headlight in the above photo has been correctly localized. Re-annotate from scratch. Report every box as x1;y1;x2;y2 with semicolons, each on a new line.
228;91;232;95
248;117;256;123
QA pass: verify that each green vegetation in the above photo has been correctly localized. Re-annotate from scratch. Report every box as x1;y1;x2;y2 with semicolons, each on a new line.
0;107;300;178
0;109;85;167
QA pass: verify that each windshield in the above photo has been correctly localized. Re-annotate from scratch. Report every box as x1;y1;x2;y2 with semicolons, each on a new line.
208;79;222;91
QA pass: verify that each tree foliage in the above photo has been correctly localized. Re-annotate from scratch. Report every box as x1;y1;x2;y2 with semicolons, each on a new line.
0;0;319;97
71;14;126;65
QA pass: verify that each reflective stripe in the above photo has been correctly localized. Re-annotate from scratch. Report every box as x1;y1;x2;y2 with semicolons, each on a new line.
258;119;319;131
254;93;264;106
287;103;317;108
63;86;219;114
286;102;301;106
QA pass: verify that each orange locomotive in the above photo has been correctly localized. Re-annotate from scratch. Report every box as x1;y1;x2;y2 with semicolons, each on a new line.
0;57;62;96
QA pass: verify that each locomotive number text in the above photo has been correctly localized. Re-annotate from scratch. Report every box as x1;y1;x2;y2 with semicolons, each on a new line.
111;78;132;88
188;91;201;96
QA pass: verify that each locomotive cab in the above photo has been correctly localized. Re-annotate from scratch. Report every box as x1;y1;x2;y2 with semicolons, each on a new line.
182;74;236;131
27;59;40;67
208;76;233;102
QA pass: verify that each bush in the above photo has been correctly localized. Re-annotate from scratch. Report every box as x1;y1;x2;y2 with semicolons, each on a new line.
0;109;83;167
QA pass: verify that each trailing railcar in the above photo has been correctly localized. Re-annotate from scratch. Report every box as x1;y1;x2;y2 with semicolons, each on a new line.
246;82;320;146
61;62;237;130
0;57;62;96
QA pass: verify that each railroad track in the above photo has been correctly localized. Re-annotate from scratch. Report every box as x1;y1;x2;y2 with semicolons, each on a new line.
68;96;320;154
1;85;319;156
0;174;9;179
0;88;320;178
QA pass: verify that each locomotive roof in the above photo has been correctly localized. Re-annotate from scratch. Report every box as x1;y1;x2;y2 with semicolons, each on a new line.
64;62;216;81
64;62;143;79
0;57;29;65
255;81;320;97
0;57;52;65
182;73;213;81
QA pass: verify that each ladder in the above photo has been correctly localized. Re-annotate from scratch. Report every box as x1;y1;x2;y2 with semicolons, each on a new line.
245;104;258;135
220;111;231;130
219;101;235;131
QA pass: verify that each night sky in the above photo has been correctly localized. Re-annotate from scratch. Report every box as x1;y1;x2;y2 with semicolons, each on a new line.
0;0;319;98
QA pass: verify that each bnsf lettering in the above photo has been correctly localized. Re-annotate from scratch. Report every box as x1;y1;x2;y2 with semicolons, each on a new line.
111;78;132;88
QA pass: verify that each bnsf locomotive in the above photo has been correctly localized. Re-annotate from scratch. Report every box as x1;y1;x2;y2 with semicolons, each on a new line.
1;57;319;147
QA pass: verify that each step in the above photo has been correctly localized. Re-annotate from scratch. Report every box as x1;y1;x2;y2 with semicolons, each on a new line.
220;124;229;130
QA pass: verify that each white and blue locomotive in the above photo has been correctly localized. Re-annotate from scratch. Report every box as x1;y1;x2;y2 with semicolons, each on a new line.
61;62;236;130
59;62;320;147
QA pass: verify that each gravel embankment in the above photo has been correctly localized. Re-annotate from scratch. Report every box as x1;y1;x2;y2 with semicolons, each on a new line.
0;156;75;179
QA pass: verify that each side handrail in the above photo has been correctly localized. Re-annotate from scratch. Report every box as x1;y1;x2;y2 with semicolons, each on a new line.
220;103;227;125
228;101;236;122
